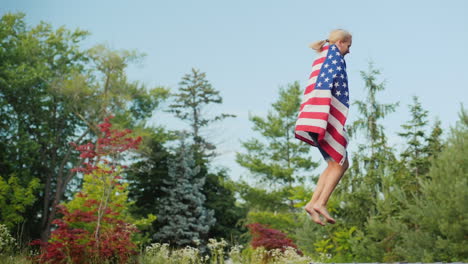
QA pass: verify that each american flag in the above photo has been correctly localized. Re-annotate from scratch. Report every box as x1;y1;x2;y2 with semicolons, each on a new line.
294;44;349;165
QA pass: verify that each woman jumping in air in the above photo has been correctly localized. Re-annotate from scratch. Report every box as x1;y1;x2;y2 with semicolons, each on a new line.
294;29;352;226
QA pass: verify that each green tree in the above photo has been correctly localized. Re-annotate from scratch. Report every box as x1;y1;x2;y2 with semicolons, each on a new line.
394;107;468;262
0;13;169;242
34;117;154;263
166;68;244;242
0;175;40;230
236;82;318;204
154;136;215;249
398;96;431;178
203;170;247;243
0;13;90;241
338;62;399;224
168;68;234;158
127;136;172;236
44;40;168;242
424;118;443;160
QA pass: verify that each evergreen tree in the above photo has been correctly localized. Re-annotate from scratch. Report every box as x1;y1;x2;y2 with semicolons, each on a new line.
127;134;172;236
167;68;244;242
154;136;215;248
338;62;398;224
203;170;247;242
398;96;430;178
394;107;468;262
424;119;444;160
168;68;235;159
236;82;318;193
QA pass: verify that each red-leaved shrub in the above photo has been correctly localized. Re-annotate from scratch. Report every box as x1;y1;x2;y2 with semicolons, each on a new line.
246;223;302;255
32;116;141;264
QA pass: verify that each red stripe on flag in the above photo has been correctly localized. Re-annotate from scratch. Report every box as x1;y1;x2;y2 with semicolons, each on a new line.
312;57;326;67
295;126;326;135
320;140;344;164
298;111;328;120
326;125;347;146
330;105;346;125
304;84;315;95
309;69;321;79
301;97;331;108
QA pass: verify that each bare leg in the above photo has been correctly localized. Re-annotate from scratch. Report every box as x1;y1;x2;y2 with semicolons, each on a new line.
313;159;349;223
304;166;331;226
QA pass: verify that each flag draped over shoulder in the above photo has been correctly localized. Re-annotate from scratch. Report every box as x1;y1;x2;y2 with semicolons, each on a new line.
294;44;350;165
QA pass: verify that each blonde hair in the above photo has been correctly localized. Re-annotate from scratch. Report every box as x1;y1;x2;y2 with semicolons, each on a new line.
309;29;352;53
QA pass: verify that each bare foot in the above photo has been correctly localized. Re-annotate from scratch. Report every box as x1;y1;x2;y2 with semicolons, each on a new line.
304;204;325;226
313;205;336;224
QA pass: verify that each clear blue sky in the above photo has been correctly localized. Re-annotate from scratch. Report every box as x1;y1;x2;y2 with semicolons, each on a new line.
2;0;468;181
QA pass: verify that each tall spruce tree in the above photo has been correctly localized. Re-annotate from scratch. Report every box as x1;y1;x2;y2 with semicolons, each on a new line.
236;82;318;208
337;62;398;226
167;68;244;242
398;96;431;178
168;68;235;158
153;135;215;248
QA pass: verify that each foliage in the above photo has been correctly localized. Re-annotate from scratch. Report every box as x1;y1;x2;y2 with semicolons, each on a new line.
398;96;437;181
31;116;149;263
392;107;468;262
32;204;139;264
246;211;300;239
246;223;300;254
141;239;312;264
0;12;90;241
165;68;244;243
203;171;247;242
153;137;215;249
237;82;317;189
234;181;292;212
0;175;40;230
167;68;235;158
0;12;169;242
0;224;16;255
338;62;399;227
126;137;172;241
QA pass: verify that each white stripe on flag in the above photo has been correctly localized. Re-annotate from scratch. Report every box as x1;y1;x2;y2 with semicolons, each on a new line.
311;63;323;73
306;76;318;86
301;104;330;113
301;89;332;104
296;118;328;129
320;49;328;57
295;130;313;141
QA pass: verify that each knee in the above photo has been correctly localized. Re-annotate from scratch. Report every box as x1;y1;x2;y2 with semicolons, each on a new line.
342;159;349;172
327;159;349;172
